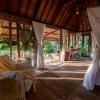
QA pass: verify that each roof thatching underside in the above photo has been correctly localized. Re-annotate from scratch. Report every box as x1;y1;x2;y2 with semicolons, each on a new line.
0;0;100;32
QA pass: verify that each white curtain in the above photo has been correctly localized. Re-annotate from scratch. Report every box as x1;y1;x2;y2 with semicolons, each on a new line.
83;7;100;90
32;21;45;68
60;29;67;62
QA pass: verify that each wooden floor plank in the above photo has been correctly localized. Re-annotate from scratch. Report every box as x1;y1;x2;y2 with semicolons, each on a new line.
26;59;100;100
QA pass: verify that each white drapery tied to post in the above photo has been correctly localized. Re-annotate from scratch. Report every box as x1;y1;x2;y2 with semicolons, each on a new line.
32;21;45;68
83;7;100;90
60;29;67;62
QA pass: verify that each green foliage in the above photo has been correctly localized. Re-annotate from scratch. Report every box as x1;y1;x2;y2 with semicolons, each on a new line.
0;40;8;50
84;36;89;56
78;36;89;57
43;41;59;54
0;41;9;55
12;41;17;46
0;44;8;50
0;40;8;44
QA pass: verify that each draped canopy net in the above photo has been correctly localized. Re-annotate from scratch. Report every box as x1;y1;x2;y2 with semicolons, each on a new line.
83;7;100;90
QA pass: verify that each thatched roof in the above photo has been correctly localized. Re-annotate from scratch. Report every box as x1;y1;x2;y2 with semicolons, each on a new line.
0;0;100;32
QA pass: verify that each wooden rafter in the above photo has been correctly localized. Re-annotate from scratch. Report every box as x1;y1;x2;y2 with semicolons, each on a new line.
0;11;32;25
63;0;77;7
1;26;16;29
43;0;54;22
44;29;58;37
32;0;41;19
0;0;99;32
63;6;75;26
46;0;60;23
25;0;31;16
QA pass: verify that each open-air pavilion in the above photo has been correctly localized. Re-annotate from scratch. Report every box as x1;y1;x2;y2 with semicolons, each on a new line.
0;0;100;100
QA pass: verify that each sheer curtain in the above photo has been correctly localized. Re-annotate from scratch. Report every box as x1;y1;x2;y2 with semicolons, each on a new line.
83;7;100;90
32;21;45;68
60;29;67;62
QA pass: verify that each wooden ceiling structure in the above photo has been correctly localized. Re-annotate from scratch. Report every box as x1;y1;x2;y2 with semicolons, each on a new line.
0;0;100;33
0;19;61;41
0;0;98;58
0;0;99;41
44;27;60;41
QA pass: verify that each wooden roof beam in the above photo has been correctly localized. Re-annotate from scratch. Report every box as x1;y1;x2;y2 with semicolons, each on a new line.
0;11;32;25
44;30;57;37
1;26;16;29
25;0;31;16
63;0;77;7
44;37;59;41
46;25;61;30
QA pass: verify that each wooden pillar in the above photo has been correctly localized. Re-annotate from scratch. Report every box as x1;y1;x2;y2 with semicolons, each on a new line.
88;34;91;57
74;33;77;47
60;29;67;61
16;22;20;59
82;35;84;56
72;34;74;48
66;32;68;50
60;30;62;60
68;33;70;50
66;34;68;49
9;21;12;57
76;33;80;48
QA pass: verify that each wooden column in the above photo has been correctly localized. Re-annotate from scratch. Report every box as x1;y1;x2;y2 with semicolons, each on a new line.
9;21;12;57
60;29;67;61
66;32;68;50
76;33;80;48
72;34;74;48
60;30;62;60
16;22;20;59
68;33;70;50
74;33;77;47
82;35;84;56
88;34;91;57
